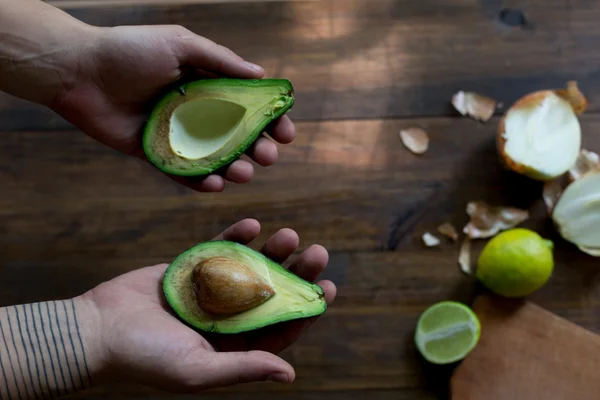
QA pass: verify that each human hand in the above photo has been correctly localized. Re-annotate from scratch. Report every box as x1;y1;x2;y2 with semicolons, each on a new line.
2;1;295;191
51;24;296;192
79;219;336;393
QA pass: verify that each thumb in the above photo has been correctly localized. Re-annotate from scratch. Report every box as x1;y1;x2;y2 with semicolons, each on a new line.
170;27;265;78
201;350;295;388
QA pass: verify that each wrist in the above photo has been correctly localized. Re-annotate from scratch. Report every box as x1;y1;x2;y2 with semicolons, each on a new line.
72;293;110;386
0;0;99;107
0;298;106;399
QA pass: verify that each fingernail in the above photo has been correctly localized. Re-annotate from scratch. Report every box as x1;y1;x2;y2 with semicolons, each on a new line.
245;61;263;72
268;372;290;383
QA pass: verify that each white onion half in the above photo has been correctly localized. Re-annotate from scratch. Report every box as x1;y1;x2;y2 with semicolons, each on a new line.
552;171;600;256
498;91;581;181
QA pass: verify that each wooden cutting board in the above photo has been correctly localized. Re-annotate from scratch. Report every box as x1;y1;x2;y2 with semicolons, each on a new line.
450;294;600;399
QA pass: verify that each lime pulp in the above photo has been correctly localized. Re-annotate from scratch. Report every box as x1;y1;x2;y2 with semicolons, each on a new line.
415;301;481;364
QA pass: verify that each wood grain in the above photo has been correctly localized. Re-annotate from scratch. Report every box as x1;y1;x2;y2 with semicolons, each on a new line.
2;115;600;397
4;0;600;131
451;294;600;400
47;0;310;7
69;387;438;399
4;0;600;398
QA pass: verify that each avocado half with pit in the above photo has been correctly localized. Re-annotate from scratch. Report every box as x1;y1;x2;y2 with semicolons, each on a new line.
163;241;327;334
143;78;294;177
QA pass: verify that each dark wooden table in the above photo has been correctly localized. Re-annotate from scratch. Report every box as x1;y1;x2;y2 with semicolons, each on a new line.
2;1;600;398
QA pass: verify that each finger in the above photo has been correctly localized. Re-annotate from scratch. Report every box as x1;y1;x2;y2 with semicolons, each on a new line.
169;174;225;193
190;68;219;80
175;66;220;85
198;350;294;389
134;148;227;193
317;279;337;305
168;160;253;190
172;29;264;79
266;115;296;144
260;228;299;263
222;159;254;183
207;334;249;353
288;244;329;282
251;318;312;354
212;218;261;244
246;137;278;167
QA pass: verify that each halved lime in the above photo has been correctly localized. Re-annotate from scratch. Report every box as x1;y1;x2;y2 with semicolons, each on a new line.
414;301;481;364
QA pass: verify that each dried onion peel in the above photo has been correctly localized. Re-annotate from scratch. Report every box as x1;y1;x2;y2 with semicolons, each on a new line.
552;171;600;257
497;81;586;181
555;81;588;115
541;149;599;214
458;238;472;275
569;149;600;181
422;232;441;247
451;91;497;122
399;127;429;155
543;177;568;214
463;201;529;239
437;222;459;242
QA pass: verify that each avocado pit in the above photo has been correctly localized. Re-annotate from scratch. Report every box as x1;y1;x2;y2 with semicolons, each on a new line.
192;256;275;315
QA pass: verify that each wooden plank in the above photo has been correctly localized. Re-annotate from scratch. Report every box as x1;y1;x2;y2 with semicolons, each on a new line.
451;294;600;400
47;0;310;7
2;116;600;298
4;0;600;130
1;115;600;396
69;388;438;399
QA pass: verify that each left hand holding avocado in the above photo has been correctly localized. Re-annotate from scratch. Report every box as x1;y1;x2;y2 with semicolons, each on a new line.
0;0;295;192
75;219;336;393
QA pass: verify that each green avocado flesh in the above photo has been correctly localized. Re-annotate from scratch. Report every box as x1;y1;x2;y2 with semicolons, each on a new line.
163;241;326;334
143;78;294;177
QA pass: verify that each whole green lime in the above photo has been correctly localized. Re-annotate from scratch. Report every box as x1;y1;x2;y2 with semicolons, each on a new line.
476;228;554;298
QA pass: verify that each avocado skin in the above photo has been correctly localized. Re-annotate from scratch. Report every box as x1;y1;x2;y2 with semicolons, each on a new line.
163;240;327;334
142;78;295;177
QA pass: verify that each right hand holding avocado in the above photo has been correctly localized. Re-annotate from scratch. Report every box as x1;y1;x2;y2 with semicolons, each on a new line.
78;219;336;393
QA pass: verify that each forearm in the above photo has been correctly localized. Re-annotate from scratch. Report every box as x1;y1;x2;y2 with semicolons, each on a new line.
0;0;94;106
0;297;104;399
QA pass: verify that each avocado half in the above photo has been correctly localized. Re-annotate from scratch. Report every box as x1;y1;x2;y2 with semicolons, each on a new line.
163;240;327;334
143;78;295;177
